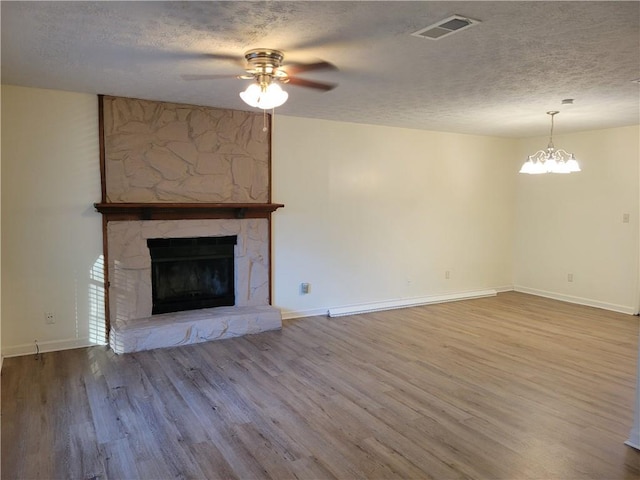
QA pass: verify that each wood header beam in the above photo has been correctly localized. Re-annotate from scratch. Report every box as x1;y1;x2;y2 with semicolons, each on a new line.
94;202;284;221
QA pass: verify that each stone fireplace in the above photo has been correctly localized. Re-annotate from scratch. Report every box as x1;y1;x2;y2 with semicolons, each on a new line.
95;96;283;353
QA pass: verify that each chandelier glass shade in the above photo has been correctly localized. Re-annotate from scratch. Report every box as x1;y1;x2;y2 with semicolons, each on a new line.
240;82;288;110
519;111;581;175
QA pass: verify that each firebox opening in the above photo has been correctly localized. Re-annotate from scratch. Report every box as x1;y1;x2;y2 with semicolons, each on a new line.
147;236;237;315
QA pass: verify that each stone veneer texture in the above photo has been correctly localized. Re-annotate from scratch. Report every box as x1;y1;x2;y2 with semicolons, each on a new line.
108;219;270;324
103;96;270;203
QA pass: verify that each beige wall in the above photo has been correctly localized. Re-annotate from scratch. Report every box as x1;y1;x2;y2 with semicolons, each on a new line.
1;85;103;356
1;85;639;356
272;115;517;317
514;125;640;313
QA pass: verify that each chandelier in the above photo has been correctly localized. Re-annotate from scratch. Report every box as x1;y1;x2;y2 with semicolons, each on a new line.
519;111;581;174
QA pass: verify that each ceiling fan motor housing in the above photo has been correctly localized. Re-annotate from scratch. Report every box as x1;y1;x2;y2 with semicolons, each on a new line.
234;48;335;92
244;49;286;78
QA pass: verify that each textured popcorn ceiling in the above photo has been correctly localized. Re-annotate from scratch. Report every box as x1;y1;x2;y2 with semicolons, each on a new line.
1;1;638;137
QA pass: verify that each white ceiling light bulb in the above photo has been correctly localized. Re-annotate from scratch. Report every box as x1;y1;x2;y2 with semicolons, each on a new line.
519;158;534;174
565;154;581;173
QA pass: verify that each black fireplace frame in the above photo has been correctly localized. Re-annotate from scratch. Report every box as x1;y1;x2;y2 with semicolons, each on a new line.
147;235;237;315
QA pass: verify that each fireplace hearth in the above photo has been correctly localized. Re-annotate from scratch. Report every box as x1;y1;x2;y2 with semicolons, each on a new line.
148;236;237;314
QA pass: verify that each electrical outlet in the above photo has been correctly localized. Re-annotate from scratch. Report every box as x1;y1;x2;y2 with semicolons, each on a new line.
44;312;55;324
445;270;450;280
300;283;310;295
567;273;574;283
623;213;630;223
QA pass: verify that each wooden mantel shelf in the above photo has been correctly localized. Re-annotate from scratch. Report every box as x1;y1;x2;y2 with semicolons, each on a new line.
94;202;284;221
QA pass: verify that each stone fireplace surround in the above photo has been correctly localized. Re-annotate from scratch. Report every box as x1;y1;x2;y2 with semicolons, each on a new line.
96;96;283;353
107;218;281;354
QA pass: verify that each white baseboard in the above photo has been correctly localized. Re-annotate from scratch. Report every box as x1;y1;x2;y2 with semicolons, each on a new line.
328;289;497;318
513;286;636;315
280;307;329;320
495;285;515;293
1;337;105;358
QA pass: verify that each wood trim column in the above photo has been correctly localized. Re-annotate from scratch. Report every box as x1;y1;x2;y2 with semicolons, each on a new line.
97;95;110;340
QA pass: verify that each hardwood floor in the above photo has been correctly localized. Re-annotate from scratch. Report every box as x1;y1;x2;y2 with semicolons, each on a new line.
2;292;639;479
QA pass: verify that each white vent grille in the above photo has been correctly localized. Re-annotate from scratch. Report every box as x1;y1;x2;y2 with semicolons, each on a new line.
412;15;480;40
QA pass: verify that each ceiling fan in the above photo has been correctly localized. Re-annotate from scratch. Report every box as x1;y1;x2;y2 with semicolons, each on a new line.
181;48;337;109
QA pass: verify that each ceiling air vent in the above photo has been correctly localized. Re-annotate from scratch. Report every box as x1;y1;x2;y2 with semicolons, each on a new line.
411;15;480;40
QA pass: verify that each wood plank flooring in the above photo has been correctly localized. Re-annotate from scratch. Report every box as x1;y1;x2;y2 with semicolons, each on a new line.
2;292;639;479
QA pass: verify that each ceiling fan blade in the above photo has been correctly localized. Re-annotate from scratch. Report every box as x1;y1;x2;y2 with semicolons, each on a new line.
284;61;337;75
202;52;241;61
201;53;245;66
181;74;239;81
287;77;337;91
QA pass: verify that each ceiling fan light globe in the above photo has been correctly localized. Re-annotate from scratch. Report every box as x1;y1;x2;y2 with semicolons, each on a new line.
239;83;262;108
258;83;288;109
240;82;288;110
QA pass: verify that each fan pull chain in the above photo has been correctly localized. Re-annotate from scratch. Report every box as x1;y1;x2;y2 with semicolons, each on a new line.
263;109;268;132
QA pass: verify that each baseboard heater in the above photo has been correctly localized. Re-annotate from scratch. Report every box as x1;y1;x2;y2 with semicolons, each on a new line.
327;289;497;318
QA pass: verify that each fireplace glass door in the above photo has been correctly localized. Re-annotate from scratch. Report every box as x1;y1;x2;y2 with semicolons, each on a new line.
147;236;237;314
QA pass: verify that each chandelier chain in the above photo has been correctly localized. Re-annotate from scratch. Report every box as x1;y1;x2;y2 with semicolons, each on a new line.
547;110;559;148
